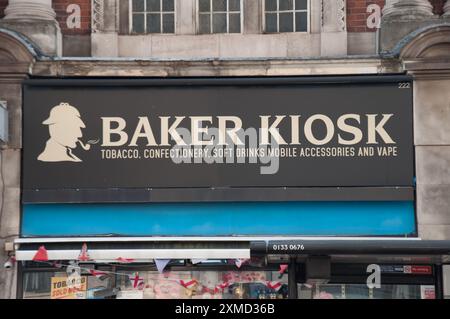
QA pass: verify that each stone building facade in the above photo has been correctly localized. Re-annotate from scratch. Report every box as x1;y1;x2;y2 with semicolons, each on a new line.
0;0;450;299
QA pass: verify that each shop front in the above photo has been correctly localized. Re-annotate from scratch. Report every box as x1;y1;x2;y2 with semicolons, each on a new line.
15;75;450;299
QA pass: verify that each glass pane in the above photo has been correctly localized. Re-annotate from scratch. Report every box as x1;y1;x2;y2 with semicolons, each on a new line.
132;13;145;33
86;275;114;300
163;13;175;33
265;13;277;32
295;12;307;32
279;12;293;32
229;0;240;11
298;284;426;300
295;0;307;10
199;14;211;34
199;0;210;12
229;13;241;33
213;0;227;12
133;0;145;12
147;0;160;11
23;272;54;299
265;0;277;11
147;13;161;33
279;0;293;11
373;285;423;299
115;270;289;299
162;0;174;11
345;285;370;299
213;13;226;33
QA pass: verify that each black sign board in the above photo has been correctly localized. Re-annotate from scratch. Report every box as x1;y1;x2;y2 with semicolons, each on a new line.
23;76;414;202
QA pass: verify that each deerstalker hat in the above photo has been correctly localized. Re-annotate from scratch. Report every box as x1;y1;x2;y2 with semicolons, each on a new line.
42;102;86;128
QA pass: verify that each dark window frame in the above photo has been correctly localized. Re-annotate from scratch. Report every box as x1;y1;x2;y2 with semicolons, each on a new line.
129;0;176;34
263;0;310;34
197;0;243;34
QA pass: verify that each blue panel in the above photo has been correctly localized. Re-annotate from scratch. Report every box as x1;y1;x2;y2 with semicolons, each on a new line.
21;201;416;237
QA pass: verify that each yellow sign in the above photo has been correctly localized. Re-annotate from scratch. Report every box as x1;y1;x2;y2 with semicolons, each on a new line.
50;277;87;299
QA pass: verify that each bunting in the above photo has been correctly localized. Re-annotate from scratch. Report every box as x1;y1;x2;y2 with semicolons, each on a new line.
78;243;91;262
116;257;135;263
266;281;282;291
155;259;171;273
32;246;49;262
178;279;198;289
129;272;145;289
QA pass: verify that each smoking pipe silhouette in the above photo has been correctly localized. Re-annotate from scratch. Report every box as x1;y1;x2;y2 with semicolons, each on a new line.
77;139;99;151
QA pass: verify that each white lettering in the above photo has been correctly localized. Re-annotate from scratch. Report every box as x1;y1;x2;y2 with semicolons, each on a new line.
101;117;128;146
304;114;334;146
367;114;395;144
160;116;186;146
338;114;363;145
260;115;287;145
130;117;157;146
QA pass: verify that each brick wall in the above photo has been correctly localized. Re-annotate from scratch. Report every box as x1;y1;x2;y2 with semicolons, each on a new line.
347;0;385;32
347;0;446;32
1;0;446;35
0;0;8;19
53;0;91;35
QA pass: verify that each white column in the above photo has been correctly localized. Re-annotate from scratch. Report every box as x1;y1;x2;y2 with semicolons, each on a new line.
382;0;434;19
2;0;61;56
176;0;196;34
320;0;347;57
91;0;119;57
444;0;450;16
4;0;56;21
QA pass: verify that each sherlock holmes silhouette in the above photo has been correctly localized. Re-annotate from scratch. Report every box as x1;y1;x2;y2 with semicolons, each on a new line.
38;102;91;162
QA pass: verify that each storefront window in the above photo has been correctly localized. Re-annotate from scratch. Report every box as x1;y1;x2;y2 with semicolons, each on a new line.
116;270;288;299
21;266;288;299
23;272;60;299
444;265;450;299
298;284;433;299
22;270;114;299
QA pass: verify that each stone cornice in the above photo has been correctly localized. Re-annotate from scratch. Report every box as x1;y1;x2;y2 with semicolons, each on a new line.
30;57;403;77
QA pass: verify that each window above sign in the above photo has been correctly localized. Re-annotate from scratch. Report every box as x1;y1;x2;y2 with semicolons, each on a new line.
264;0;309;33
198;0;242;34
126;0;312;35
130;0;176;34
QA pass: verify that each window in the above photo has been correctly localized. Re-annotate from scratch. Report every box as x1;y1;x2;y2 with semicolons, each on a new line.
198;0;242;34
116;270;288;299
298;284;430;299
264;0;308;33
130;0;175;34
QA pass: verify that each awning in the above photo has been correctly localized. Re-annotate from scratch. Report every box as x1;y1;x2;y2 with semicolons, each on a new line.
14;237;450;262
14;237;251;261
251;238;450;256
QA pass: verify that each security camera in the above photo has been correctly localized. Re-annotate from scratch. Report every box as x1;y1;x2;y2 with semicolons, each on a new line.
4;259;13;269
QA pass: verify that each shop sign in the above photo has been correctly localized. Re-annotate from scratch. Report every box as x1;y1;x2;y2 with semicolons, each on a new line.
403;265;433;275
50;276;87;299
23;77;413;192
380;265;432;275
420;285;436;299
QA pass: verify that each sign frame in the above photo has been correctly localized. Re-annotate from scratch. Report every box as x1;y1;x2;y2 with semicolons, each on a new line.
22;75;414;203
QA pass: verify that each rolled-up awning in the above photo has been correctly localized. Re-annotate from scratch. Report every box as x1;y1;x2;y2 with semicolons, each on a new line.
14;237;450;262
251;238;450;256
14;237;251;261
